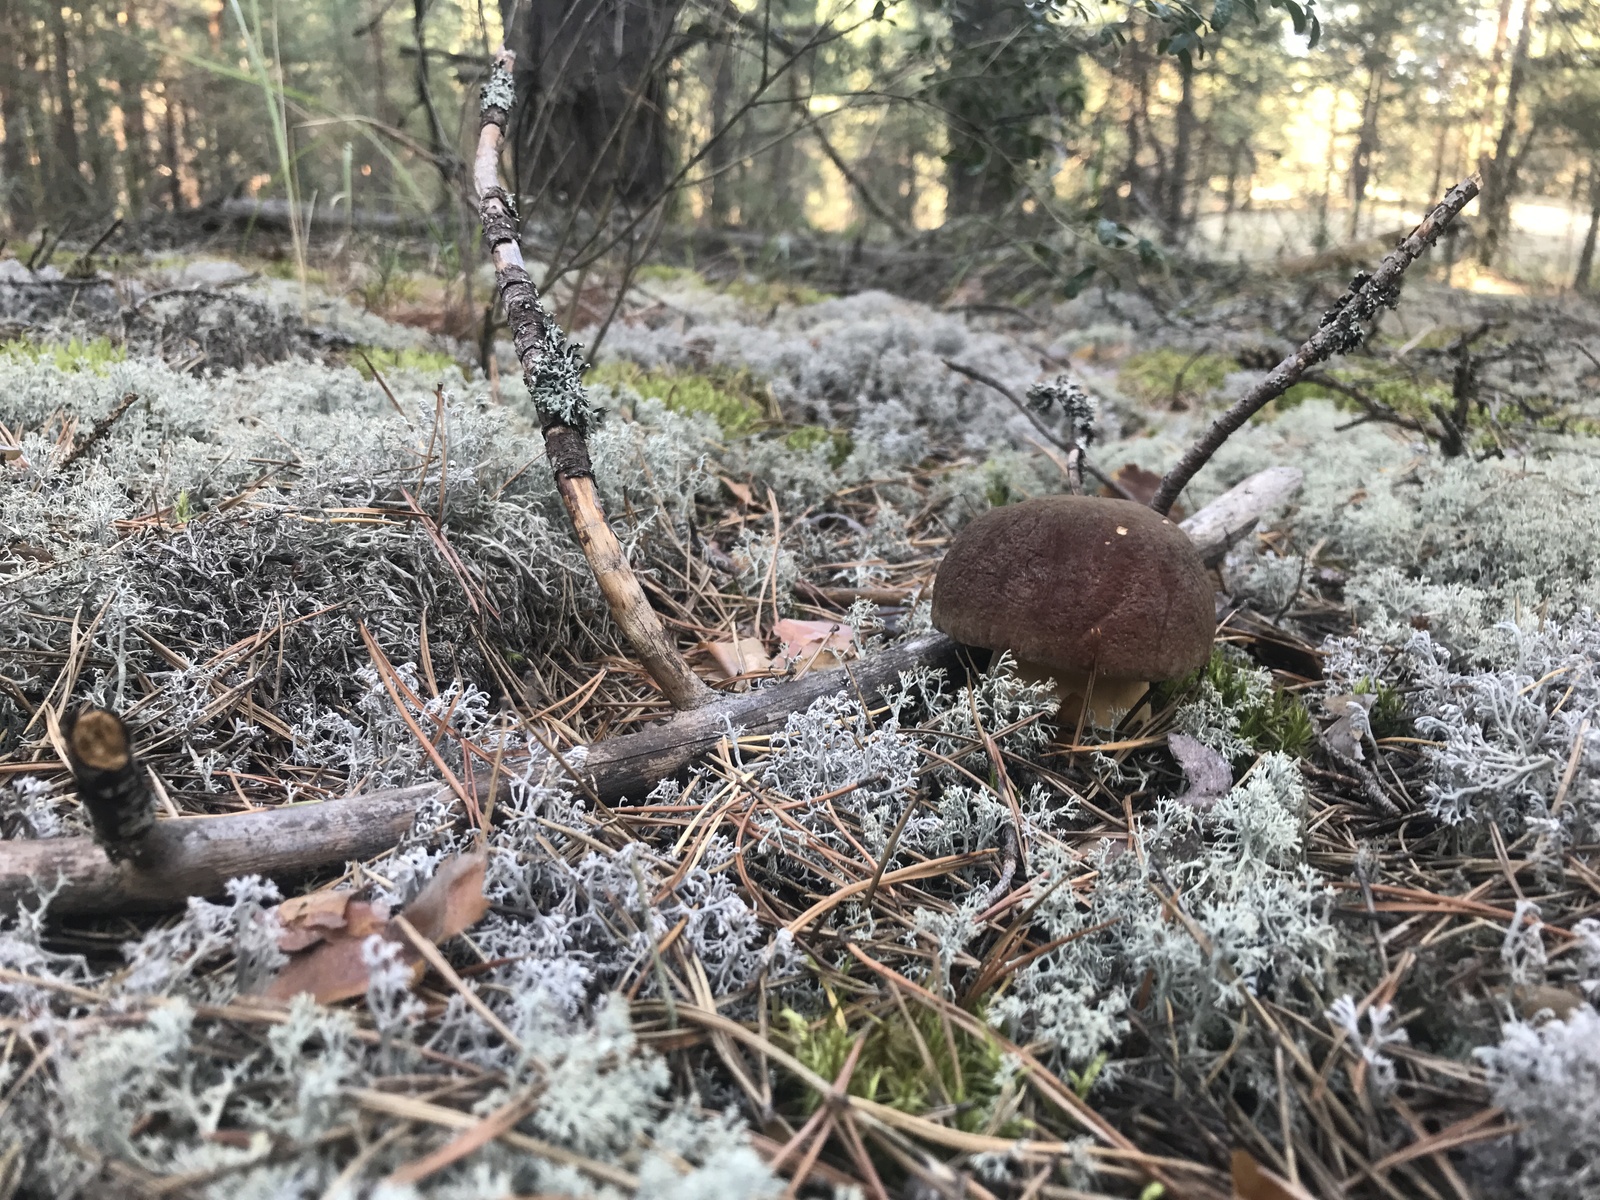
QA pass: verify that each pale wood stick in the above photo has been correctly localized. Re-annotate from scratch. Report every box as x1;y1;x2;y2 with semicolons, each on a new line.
474;48;712;710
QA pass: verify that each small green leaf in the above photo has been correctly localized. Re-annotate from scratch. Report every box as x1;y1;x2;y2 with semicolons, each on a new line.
1061;264;1098;298
1096;218;1123;246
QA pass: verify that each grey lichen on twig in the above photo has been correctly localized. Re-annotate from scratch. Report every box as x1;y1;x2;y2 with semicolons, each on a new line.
1150;173;1482;516
472;45;711;709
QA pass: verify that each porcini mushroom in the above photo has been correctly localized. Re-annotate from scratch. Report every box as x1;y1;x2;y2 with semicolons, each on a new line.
931;496;1214;727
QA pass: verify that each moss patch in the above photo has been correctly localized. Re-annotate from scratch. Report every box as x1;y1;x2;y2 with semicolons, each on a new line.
784;423;853;467
1117;348;1234;406
0;336;126;375
776;992;1019;1134
351;345;460;380
724;277;833;309
589;359;769;434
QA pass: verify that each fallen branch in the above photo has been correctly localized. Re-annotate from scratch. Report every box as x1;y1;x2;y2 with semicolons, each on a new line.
1150;174;1480;516
474;49;713;711
0;472;1299;917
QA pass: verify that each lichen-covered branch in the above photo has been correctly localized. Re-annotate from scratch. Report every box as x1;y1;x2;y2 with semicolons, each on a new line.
474;48;714;710
1150;174;1481;516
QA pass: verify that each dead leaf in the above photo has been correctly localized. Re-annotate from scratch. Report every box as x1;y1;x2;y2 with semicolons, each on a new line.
1168;732;1233;809
1510;983;1589;1023
1232;1149;1317;1200
1321;693;1376;762
772;618;854;674
719;476;754;506
401;849;490;944
1104;463;1184;519
274;890;391;953
701;637;775;681
259;850;489;1005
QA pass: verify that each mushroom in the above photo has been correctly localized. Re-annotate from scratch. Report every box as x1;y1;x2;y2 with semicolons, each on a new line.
931;496;1214;727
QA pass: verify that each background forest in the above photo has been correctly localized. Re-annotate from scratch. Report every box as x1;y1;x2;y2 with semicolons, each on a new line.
3;0;1600;299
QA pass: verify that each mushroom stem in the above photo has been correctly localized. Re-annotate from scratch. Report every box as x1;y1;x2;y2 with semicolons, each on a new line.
1012;660;1150;730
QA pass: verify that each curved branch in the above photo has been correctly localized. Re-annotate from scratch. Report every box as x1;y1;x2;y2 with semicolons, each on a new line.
1150;174;1480;516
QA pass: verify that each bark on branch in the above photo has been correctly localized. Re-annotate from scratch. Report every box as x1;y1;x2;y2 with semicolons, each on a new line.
1150;174;1481;516
475;48;714;711
0;471;1301;918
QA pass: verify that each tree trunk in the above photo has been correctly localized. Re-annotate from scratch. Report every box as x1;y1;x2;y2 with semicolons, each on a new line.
1348;66;1383;239
0;0;36;227
119;3;152;216
1575;162;1600;293
707;25;735;226
1163;53;1194;244
508;0;686;210
1478;0;1538;268
162;84;183;210
46;0;85;203
941;0;1032;220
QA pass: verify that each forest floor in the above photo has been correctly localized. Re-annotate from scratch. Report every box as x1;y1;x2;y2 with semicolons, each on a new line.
3;238;1600;1200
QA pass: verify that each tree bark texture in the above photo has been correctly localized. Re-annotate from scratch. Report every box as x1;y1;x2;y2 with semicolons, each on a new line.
506;0;685;209
1576;163;1600;293
1477;0;1538;268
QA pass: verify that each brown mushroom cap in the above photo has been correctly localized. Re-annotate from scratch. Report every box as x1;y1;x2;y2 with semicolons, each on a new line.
931;496;1214;681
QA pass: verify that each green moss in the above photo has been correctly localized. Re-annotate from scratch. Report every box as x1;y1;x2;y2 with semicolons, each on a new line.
1116;348;1234;406
262;259;330;286
784;424;853;467
1159;648;1314;759
1352;676;1413;740
724;277;833;309
351;345;460;380
0;336;126;375
776;992;1020;1135
1288;364;1453;425
589;359;769;435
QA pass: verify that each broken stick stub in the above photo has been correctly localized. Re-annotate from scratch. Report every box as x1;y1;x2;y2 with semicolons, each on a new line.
63;707;155;858
931;496;1215;726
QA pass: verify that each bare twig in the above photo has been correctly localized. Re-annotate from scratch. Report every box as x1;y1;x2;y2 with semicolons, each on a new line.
58;392;140;472
1151;174;1481;516
474;49;713;711
941;359;1138;502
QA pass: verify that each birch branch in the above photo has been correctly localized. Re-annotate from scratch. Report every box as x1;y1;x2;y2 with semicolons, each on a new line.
475;48;713;710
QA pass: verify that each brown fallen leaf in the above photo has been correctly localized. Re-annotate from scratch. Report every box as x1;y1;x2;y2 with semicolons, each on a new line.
1232;1149;1317;1200
719;475;755;507
402;849;491;944
274;889;390;953
772;618;854;674
260;849;489;1005
701;637;775;681
1104;463;1185;520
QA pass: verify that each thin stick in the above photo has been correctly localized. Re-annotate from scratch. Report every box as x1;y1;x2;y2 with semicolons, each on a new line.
942;360;1138;502
473;48;713;710
1150;174;1480;515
